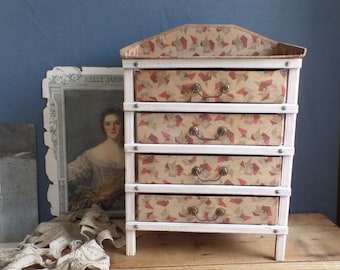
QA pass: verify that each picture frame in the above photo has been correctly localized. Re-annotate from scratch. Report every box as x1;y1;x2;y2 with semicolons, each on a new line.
43;67;124;217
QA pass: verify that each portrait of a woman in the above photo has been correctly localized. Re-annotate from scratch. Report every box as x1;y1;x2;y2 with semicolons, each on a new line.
67;107;125;212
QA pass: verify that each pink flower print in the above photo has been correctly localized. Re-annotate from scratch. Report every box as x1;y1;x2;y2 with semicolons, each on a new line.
230;198;243;204
237;87;247;96
164;114;183;128
161;131;171;142
165;161;183;177
200;162;212;172
141;41;155;55
218;199;227;207
145;201;153;209
205;198;212;205
148;134;159;144
252;163;260;175
201;36;215;53
190;35;197;44
262;206;273;216
259;80;273;92
279;69;288;78
240;213;251;221
141;168;151;174
150;70;169;85
184;134;194;144
217;156;229;162
181;83;196;95
261;133;271;145
232;35;247;50
198;114;213;128
183;72;196;80
281;85;286;97
238;127;248;138
253;115;261;124
167;215;177;222
240;160;253;175
198;72;212;82
156;200;169;207
251;34;259;42
159;91;170;100
172;36;187;51
188;156;197;163
155;37;169;49
216;34;229;48
141;155;155;164
226;129;235;144
238;178;247;185
136;83;145;93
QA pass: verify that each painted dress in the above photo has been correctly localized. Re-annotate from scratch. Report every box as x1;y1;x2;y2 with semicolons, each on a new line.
67;150;125;211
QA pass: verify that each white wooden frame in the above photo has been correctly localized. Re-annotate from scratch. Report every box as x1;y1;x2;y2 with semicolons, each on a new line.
123;58;302;260
43;66;124;216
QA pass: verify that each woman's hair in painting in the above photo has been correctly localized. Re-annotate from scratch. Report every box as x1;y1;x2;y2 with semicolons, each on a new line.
100;106;124;134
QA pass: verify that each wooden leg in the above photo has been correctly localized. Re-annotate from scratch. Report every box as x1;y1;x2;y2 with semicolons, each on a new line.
126;229;136;256
275;234;287;261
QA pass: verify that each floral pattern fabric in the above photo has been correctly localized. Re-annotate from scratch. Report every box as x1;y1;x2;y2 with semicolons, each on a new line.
137;195;278;225
135;69;287;103
137;154;282;186
120;24;305;59
136;113;284;146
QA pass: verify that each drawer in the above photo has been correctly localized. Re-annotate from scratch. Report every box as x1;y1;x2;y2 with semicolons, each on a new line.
137;154;282;186
137;195;278;225
136;113;284;145
135;69;287;103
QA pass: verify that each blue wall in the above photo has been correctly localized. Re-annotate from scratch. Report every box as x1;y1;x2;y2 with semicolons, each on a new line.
0;0;339;223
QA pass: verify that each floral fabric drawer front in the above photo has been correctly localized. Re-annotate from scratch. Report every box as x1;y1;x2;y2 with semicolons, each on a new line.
136;113;284;146
137;154;282;186
137;195;278;225
135;69;287;103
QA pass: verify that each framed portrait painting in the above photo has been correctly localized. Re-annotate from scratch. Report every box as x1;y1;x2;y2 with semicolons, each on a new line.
43;67;125;217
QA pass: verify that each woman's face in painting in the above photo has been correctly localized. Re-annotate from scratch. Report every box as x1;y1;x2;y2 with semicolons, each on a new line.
103;114;122;140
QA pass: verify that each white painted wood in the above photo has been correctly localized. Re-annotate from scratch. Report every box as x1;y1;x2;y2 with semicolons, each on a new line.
125;144;295;156
275;234;287;261
274;68;301;261
124;102;299;114
122;58;303;69
126;222;288;235
126;228;136;256
123;69;134;102
123;68;138;256
286;68;301;104
126;184;291;196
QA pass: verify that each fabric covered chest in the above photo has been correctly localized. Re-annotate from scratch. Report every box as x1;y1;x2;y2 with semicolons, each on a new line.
120;24;306;260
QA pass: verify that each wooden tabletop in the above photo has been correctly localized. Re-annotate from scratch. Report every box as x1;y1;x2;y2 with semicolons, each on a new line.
108;213;340;269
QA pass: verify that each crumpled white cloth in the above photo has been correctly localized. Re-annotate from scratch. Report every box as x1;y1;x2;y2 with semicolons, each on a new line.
0;204;125;270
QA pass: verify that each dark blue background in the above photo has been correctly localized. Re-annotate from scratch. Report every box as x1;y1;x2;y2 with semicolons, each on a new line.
0;0;339;223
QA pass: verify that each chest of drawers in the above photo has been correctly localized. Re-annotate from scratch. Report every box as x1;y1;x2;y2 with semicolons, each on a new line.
120;24;306;260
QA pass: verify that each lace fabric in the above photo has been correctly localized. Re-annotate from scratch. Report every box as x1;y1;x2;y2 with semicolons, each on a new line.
0;205;125;270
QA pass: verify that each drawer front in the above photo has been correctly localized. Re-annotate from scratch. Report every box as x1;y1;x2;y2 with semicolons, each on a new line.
137;154;282;186
135;69;287;103
137;195;278;225
136;113;284;146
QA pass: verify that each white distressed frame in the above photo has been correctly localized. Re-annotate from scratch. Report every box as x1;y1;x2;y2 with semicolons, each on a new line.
123;58;302;260
43;66;124;216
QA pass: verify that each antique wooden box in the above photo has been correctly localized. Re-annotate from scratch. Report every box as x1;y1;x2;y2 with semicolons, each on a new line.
120;24;306;260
